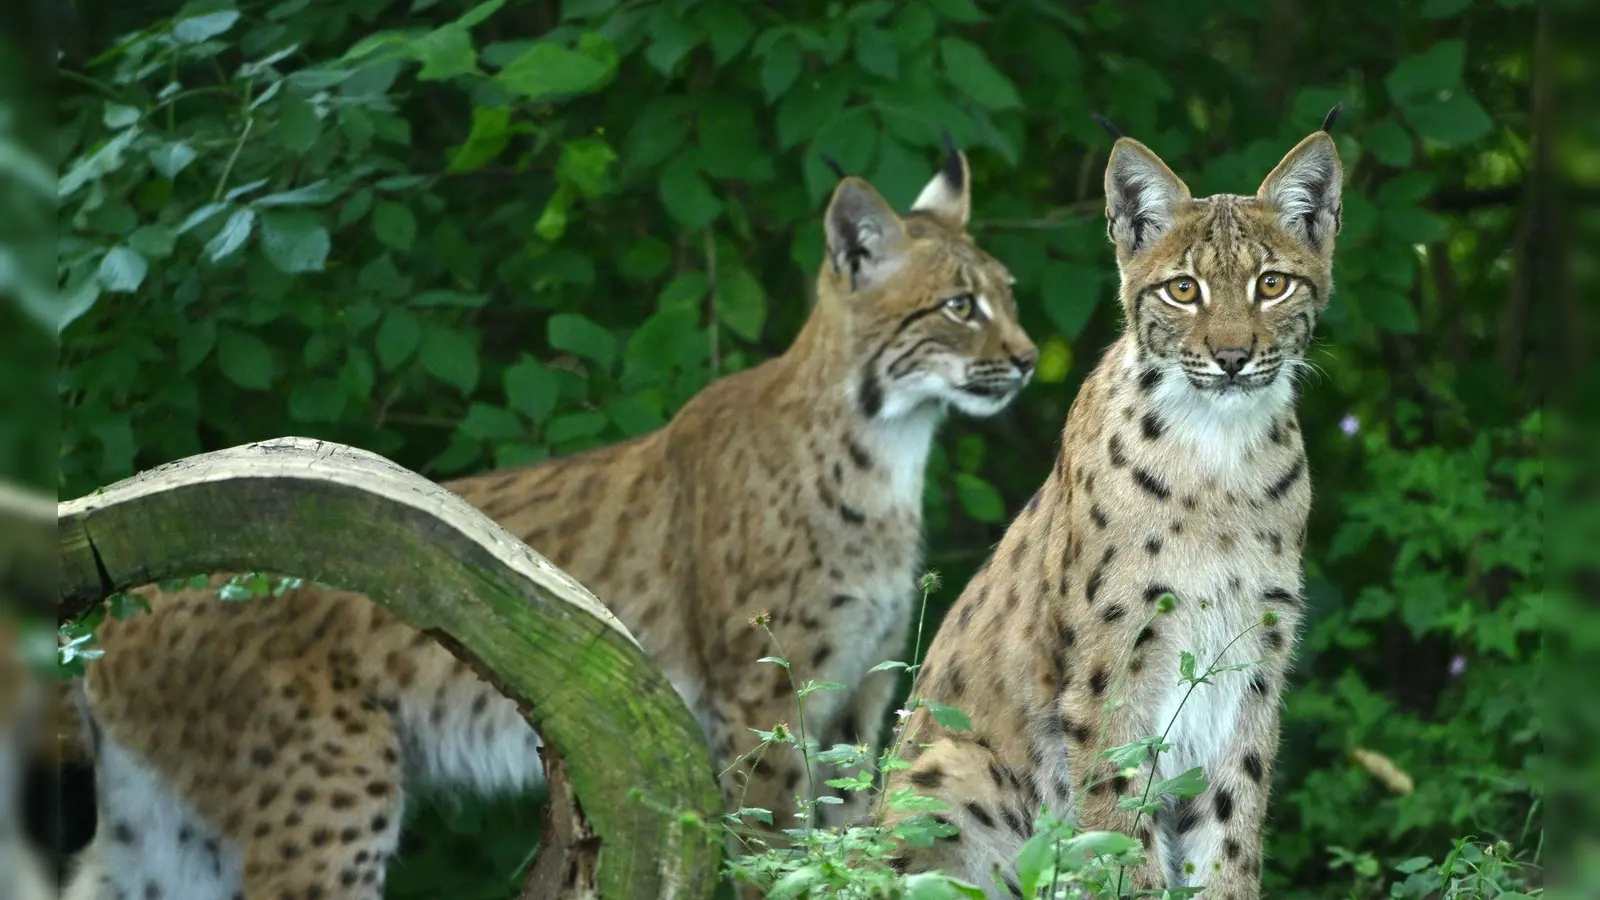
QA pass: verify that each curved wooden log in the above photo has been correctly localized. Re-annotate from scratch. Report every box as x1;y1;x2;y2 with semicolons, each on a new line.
56;437;722;899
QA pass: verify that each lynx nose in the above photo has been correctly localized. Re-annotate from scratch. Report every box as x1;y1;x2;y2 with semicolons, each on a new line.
1011;347;1039;376
1213;347;1251;376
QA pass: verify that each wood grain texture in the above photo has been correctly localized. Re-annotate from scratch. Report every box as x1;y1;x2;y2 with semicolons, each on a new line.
55;436;722;899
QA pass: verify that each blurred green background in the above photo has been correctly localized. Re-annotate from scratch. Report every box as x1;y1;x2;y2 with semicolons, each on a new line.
51;0;1540;896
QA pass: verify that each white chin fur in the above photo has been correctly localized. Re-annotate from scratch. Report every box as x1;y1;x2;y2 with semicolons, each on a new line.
1146;361;1293;483
948;388;1018;417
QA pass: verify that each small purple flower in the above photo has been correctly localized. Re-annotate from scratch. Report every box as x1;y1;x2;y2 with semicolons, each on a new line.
1448;655;1467;678
1340;414;1360;436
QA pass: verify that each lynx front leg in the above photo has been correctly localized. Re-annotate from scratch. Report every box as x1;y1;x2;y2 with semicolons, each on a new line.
1066;704;1169;894
817;666;901;828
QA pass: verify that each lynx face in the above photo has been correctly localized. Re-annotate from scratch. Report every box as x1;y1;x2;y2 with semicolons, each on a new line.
1104;131;1343;405
820;146;1038;420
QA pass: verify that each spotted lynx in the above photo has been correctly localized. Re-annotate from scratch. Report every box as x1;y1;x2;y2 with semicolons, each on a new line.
61;141;1039;899
882;114;1343;898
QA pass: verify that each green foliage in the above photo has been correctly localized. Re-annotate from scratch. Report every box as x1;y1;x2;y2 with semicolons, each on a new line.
56;0;1536;896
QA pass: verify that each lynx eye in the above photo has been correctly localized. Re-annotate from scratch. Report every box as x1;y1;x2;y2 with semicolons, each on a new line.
1257;272;1292;301
943;293;977;320
1164;277;1200;304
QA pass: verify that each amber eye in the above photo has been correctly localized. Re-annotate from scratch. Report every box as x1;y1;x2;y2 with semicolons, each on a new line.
944;293;977;320
1257;272;1292;300
1165;276;1200;304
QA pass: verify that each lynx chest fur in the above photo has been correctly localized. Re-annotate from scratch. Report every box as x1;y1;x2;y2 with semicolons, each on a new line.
883;116;1344;900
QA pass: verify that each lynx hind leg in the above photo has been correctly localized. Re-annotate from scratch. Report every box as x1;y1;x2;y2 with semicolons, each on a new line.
887;736;1035;898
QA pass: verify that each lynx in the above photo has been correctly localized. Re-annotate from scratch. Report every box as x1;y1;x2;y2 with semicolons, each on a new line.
61;141;1039;899
882;114;1343;898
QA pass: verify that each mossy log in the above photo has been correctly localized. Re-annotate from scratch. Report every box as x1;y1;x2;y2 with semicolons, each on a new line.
56;437;723;899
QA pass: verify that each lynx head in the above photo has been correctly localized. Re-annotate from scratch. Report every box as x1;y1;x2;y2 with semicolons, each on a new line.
818;139;1037;420
1103;114;1343;409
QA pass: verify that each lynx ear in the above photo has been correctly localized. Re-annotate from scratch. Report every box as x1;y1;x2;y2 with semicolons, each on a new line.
1104;137;1191;257
825;177;907;293
909;131;971;228
1256;131;1343;253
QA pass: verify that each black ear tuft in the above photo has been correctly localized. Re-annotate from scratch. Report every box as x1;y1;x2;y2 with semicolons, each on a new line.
821;153;848;181
938;129;964;193
1320;103;1343;134
1092;113;1124;140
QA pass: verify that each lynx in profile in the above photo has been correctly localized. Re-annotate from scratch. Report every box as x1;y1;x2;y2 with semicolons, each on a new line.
62;139;1039;899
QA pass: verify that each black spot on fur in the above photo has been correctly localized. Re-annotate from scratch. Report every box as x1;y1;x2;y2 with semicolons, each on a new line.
1263;628;1284;651
1141;412;1164;440
1243;752;1264;783
1225;837;1242;860
1214;789;1235;822
839;503;865;524
1108;434;1128;467
1173;797;1202;833
1135;626;1157;648
1249;672;1271;697
1132;467;1171;500
1145;535;1162;555
1266;455;1307;500
845;437;873;469
965;802;997;829
1089;667;1109;696
1144;584;1173;604
1090;503;1109;529
1086;546;1114;605
1101;604;1127;624
1138;367;1162;393
829;594;855;608
1263;586;1296;604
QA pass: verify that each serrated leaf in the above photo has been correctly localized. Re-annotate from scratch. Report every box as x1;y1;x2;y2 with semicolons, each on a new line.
504;356;559;423
1385;40;1466;103
855;27;898;79
1403;92;1493;147
420;326;480;392
760;37;801;103
953;473;1005;523
205;208;256;261
940;37;1019;111
173;11;240;44
258;210;330;273
254;180;343;207
546;411;609;443
149;141;199;179
216;328;274;389
96;247;147;293
375;310;422;370
1364;119;1414;167
449;105;512;173
372;201;417;250
459;403;525;440
925;701;971;732
716;265;767;341
657;155;722;229
1179;650;1198;682
413;24;479;81
547;312;617;370
495;41;611;101
1149;766;1208;800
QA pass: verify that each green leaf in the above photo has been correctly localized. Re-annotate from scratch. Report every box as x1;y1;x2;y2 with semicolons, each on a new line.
702;4;753;65
254;180;343;208
953;473;1005;522
449;106;512;173
658;155;722;229
1360;288;1420;334
775;76;848;150
173;11;241;43
1364;119;1414;167
716;265;767;341
276;91;321;154
939;38;1020;110
421;326;480;393
457;0;507;28
216;328;275;390
1385;207;1447;244
413;24;479;81
495;41;612;101
128;224;175;259
504;356;559;422
375;310;422;370
855;27;898;80
644;16;700;74
927;0;989;22
548;312;617;370
760;37;802;103
258;210;330;273
149;141;199;179
459;403;525;441
925;701;971;732
372;201;417;250
1149;766;1209;800
205;208;256;261
557;137;617;196
96;247;147;293
288;378;347;422
1385;40;1466;103
1423;0;1473;18
546;411;609;443
102;102;139;129
1403;92;1494;147
1178;651;1198;682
